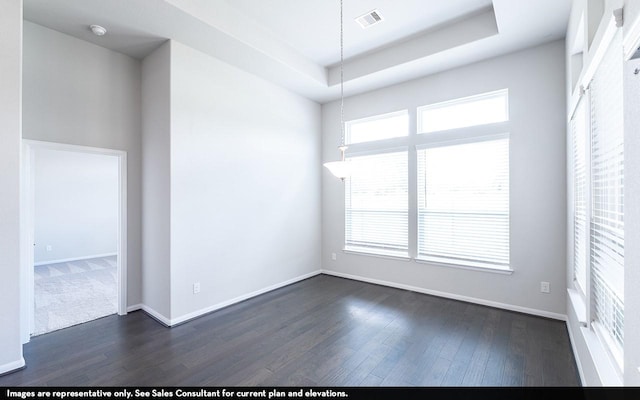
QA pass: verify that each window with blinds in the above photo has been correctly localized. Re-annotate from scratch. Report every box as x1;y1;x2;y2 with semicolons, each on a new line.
571;97;588;295
589;30;624;351
417;137;509;269
345;151;408;257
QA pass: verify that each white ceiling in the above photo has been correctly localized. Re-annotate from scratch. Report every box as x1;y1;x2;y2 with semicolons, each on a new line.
22;0;571;103
221;0;493;66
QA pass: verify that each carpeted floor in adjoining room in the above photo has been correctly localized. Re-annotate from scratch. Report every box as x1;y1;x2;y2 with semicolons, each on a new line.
34;256;118;336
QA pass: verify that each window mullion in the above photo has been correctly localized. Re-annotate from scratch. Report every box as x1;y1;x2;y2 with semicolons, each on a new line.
408;109;418;259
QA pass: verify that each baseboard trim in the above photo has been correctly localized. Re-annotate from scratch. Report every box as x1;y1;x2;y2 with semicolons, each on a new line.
321;269;567;321
139;305;171;327
135;270;322;327
0;358;26;376
169;270;323;326
127;303;143;313
34;253;117;267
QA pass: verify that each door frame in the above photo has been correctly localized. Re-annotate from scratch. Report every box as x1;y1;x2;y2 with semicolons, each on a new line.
21;139;128;342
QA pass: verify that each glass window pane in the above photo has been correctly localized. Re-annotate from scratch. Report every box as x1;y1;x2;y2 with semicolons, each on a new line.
346;111;408;144
418;90;508;133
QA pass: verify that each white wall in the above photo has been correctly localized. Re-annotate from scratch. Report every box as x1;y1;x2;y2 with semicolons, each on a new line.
33;149;118;264
0;0;24;374
22;21;322;326
141;41;172;318
625;0;640;40
22;21;142;306
167;41;322;321
322;40;567;318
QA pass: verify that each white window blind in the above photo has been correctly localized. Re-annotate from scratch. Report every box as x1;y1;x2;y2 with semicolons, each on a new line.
417;137;509;269
345;151;408;257
590;30;624;350
571;97;588;294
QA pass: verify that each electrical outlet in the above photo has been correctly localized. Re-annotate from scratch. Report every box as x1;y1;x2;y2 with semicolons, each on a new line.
46;245;52;252
331;252;337;261
193;282;200;294
540;281;550;293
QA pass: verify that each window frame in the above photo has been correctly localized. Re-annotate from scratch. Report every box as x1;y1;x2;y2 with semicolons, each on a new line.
566;22;625;379
341;90;512;273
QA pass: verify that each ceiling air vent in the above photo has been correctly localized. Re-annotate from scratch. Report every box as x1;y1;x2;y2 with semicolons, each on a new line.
355;9;383;29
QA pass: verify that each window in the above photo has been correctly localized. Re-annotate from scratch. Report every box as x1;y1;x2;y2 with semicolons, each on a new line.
571;97;588;294
418;89;508;134
341;90;509;267
346;111;409;144
417;137;510;270
589;30;624;356
345;150;408;257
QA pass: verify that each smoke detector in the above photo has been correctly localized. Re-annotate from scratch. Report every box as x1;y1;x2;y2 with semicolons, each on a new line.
89;24;107;36
355;9;384;29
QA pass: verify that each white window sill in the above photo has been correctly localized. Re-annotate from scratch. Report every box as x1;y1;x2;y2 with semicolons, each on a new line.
343;247;411;261
592;322;624;377
567;288;588;327
568;288;623;386
340;250;513;274
579;324;623;386
414;257;513;275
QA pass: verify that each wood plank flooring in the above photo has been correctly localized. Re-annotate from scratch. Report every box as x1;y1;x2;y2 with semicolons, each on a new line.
0;275;580;386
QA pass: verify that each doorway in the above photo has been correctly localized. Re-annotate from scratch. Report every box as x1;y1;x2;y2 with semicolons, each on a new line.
22;140;127;339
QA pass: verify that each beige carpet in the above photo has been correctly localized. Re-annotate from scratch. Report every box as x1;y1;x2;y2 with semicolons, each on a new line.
34;256;117;336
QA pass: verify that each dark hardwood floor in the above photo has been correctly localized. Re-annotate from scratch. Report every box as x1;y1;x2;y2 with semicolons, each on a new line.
0;275;580;386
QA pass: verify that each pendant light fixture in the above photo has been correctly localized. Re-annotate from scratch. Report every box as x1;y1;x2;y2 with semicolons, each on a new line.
323;0;352;181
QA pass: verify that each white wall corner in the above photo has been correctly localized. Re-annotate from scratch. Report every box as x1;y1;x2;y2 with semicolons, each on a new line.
126;303;143;313
136;270;322;328
139;305;172;327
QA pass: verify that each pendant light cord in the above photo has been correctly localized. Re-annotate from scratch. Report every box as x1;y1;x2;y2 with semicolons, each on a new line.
340;0;345;159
